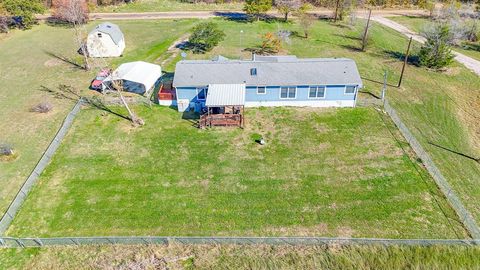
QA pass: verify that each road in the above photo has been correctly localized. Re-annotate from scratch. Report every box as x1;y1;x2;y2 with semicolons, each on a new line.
36;9;480;76
370;16;480;76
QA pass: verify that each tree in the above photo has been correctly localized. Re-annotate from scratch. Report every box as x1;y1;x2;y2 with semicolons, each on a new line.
188;22;225;53
259;32;281;54
53;0;90;70
244;0;272;20
0;0;45;29
298;4;315;38
275;0;301;21
419;24;454;70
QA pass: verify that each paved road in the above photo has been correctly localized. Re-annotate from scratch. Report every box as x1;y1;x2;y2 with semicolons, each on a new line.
371;16;480;76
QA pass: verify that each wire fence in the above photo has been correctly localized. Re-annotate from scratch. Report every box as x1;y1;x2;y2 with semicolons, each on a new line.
383;99;480;240
0;99;83;235
0;236;478;248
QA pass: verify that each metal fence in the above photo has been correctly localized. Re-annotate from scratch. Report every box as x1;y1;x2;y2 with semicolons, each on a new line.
383;99;480;240
0;99;83;235
0;236;478;248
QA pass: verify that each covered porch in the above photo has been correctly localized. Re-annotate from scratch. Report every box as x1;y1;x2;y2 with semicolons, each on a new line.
199;84;246;129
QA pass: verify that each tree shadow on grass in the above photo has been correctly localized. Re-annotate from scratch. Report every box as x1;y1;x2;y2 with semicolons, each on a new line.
333;33;362;41
214;12;288;24
340;44;363;52
384;50;420;66
39;84;131;121
428;141;480;164
43;50;85;70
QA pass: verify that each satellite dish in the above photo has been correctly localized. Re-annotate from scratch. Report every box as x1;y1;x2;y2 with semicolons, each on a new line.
181;52;187;60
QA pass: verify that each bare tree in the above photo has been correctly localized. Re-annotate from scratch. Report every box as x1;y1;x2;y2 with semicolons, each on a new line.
275;0;301;21
110;75;145;126
299;13;315;38
53;0;90;70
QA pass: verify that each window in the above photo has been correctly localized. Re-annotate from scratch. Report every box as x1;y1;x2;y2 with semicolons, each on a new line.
97;33;102;38
345;86;356;95
280;87;296;99
257;86;266;94
197;87;207;100
309;86;326;98
250;68;257;76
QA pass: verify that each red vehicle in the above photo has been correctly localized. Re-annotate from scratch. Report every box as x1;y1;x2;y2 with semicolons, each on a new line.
90;69;111;91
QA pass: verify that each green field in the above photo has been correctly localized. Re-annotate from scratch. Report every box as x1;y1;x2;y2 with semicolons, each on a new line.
1;243;480;269
388;15;480;61
2;17;480;237
5;105;466;237
94;0;243;12
0;20;197;217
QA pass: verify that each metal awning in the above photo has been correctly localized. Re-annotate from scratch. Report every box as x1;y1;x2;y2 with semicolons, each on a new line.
205;84;246;107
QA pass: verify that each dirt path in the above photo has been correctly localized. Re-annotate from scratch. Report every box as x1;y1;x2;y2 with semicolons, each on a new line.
370;16;480;76
37;9;428;21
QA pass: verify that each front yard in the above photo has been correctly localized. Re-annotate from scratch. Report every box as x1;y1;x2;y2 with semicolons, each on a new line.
6;106;466;238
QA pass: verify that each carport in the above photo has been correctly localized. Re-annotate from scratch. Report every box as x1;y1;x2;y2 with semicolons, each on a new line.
103;61;161;95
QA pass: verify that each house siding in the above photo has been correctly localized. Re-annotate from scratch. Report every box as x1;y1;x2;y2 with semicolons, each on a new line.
175;84;358;111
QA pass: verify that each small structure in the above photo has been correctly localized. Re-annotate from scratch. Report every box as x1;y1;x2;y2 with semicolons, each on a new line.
199;84;245;128
103;61;161;96
86;22;125;58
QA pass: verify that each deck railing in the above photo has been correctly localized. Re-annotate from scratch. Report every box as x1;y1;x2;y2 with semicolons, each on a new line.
199;114;243;128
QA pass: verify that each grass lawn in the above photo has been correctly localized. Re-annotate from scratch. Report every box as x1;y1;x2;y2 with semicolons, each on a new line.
1;244;480;269
2;17;480;238
184;18;480;226
6;105;466;238
387;15;480;61
0;20;197;217
94;0;243;12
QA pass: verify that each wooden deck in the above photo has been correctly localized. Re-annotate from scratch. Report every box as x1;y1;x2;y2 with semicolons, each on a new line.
199;113;243;128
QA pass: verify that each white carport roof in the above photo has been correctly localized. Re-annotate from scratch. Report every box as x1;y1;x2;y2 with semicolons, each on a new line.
205;84;246;107
105;61;161;92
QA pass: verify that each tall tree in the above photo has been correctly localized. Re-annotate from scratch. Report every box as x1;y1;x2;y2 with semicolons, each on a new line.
275;0;301;21
419;24;454;70
188;22;225;53
0;0;45;28
53;0;90;70
244;0;272;20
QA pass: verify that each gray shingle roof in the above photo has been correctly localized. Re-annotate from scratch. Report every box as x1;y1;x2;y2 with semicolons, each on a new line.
173;56;363;88
91;22;124;45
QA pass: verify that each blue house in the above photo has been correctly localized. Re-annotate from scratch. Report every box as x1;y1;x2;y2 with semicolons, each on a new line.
171;55;363;113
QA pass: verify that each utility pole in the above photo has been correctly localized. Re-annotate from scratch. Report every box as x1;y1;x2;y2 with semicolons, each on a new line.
334;0;340;23
361;9;372;51
398;37;413;88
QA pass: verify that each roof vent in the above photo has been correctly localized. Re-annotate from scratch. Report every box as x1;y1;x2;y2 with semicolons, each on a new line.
250;68;257;76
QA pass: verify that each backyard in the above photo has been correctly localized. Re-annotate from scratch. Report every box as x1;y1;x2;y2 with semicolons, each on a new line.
6;105;466;238
1;17;480;238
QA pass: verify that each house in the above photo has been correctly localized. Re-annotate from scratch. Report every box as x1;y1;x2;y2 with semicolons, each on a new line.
171;55;363;114
86;22;125;58
103;61;161;95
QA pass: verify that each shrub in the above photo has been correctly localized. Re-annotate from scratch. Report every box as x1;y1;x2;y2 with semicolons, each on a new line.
0;143;14;156
0;0;45;29
259;32;281;54
188;22;225;53
31;102;53;113
244;0;272;19
419;24;455;70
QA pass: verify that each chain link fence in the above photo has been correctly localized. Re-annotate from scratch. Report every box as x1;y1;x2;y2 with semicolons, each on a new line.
384;99;480;240
0;99;84;235
0;236;478;248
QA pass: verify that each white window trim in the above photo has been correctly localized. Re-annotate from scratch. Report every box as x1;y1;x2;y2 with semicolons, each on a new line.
279;86;297;99
308;86;327;99
344;86;357;95
196;87;207;101
257;86;267;95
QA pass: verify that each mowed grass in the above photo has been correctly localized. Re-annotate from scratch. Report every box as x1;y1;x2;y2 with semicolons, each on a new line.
186;18;480;225
6;105;467;238
94;0;243;12
388;15;480;61
1;244;480;270
0;20;196;217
